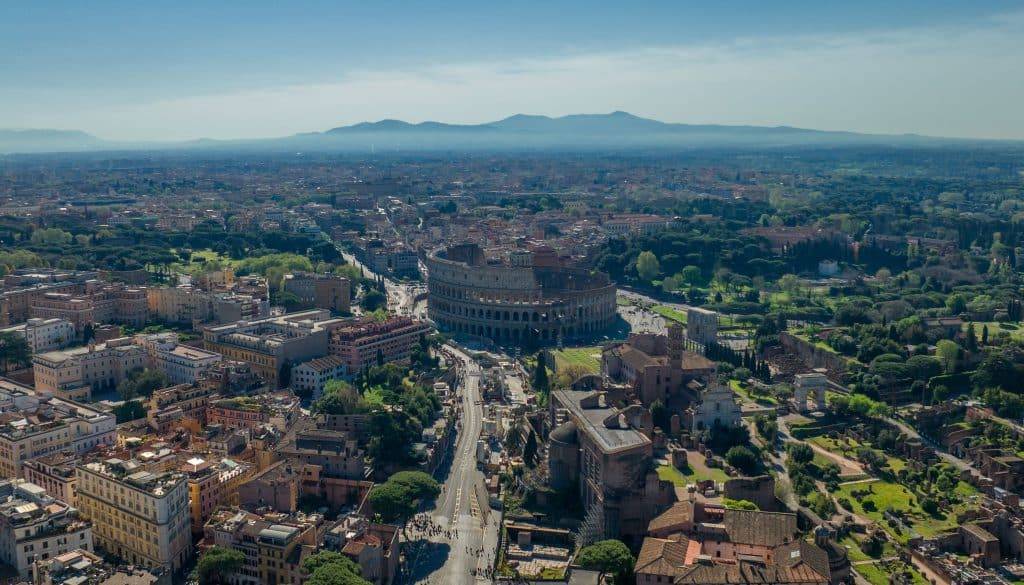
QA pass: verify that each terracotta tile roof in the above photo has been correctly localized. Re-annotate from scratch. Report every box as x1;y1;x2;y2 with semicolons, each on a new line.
721;509;799;547
636;537;691;577
774;540;831;582
648;501;694;534
674;560;828;584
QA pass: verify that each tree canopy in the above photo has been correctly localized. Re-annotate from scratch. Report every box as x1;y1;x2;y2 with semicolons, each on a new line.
576;539;635;584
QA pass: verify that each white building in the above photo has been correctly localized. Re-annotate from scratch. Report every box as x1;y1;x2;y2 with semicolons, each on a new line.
0;480;93;578
292;355;349;399
688;379;743;433
136;332;222;384
32;338;147;401
0;381;116;479
0;318;76;354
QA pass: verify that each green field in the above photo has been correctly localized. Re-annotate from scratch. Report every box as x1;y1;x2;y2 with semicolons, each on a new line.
551;346;603;374
657;457;730;485
835;479;960;543
856;561;929;585
808;436;906;473
652;305;687;323
836;534;897;563
169;248;238;275
729;379;778;405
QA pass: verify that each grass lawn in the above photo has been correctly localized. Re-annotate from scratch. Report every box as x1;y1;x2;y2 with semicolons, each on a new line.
964;321;1024;343
657;456;730;486
836;479;960;543
551;346;603;374
616;296;634;306
856;561;929;585
170;248;238;275
652;305;687;324
729;379;778;406
809;436;907;474
837;534;897;563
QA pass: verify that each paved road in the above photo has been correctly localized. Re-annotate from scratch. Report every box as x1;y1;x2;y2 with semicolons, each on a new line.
406;344;498;584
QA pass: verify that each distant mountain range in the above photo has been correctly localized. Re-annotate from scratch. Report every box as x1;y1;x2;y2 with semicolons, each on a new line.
0;112;1015;155
0;129;104;154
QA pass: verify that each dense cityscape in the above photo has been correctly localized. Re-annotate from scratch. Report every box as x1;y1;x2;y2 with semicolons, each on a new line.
3;3;1024;585
0;141;1017;585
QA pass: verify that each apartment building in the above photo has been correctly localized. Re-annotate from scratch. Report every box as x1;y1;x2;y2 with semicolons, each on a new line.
292;355;348;399
0;382;116;478
203;508;321;585
0;270;94;327
30;548;170;585
181;455;253;536
206;393;301;433
33;338;147;401
324;515;400;585
145;383;213;434
147;286;269;326
202;310;344;387
0;318;75;354
136;332;222;384
278;426;366;480
75;459;192;573
328;316;431;373
22;452;78;506
30;282;147;335
283;272;351;314
0;480;93;578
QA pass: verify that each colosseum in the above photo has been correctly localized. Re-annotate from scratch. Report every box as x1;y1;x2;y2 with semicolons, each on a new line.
426;243;617;345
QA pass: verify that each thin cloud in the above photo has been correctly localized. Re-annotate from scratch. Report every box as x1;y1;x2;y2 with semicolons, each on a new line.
13;11;1024;141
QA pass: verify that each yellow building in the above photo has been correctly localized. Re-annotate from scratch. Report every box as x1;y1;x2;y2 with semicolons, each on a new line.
75;459;192;573
182;456;253;537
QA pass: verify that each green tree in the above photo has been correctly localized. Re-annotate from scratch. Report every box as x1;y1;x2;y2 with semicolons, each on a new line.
368;472;440;534
368;481;416;524
723;498;758;510
302;551;362;575
117;368;168;400
635;251;661;281
302;551;370;585
196;546;245;585
935;340;960;373
388;471;441;501
311;380;365;414
725;445;759;474
681;265;702;285
533;360;550;393
787;443;814;466
361;290;387;312
576;539;635;584
523;429;538;466
30;227;72;245
0;332;31;373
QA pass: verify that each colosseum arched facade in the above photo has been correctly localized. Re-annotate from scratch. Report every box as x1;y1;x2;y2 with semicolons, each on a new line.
426;244;617;345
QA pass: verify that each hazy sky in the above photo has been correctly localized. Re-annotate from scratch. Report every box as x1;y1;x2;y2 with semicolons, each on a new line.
3;1;1024;141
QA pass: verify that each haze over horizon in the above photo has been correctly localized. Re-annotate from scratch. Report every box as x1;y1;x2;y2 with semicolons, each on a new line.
4;1;1024;142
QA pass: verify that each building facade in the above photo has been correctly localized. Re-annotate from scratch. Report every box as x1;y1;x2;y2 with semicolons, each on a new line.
0;480;93;578
292;355;348;399
32;338;147;401
0;382;116;478
283;272;351;314
328;317;431;374
0;318;75;354
75;459;192;573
